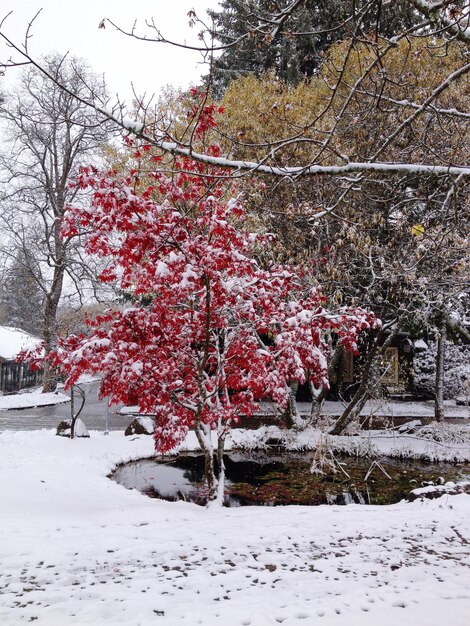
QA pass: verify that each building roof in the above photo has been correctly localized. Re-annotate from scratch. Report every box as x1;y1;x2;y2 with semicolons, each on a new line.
0;326;42;361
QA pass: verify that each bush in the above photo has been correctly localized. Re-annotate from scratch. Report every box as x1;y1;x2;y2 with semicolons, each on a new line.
413;342;470;400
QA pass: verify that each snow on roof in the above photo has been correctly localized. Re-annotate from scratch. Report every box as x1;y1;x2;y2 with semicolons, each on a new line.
414;339;428;350
0;326;42;361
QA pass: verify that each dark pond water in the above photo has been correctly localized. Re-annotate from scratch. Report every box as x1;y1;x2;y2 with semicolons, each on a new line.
111;451;468;507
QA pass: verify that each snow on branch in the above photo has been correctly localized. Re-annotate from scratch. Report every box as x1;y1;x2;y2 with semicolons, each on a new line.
410;0;470;44
1;5;469;181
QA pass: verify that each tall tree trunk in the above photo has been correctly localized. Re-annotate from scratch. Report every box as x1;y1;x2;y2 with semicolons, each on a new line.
41;256;65;393
41;295;61;392
434;319;446;422
42;298;59;392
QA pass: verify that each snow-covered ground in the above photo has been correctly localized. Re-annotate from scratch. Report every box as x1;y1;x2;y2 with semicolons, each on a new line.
1;428;469;625
0;389;70;410
0;375;102;411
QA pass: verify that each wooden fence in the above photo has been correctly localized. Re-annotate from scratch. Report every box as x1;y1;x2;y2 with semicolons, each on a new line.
0;361;44;393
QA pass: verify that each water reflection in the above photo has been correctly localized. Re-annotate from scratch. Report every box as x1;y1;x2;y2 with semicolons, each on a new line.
111;452;465;507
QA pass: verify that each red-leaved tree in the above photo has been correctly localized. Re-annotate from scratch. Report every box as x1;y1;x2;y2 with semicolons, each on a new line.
52;151;377;503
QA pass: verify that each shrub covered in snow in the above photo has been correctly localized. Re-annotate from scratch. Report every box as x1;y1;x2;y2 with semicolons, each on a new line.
413;341;470;400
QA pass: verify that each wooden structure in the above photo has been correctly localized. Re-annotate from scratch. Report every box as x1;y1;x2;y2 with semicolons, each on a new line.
0;326;44;393
295;331;415;402
336;331;414;399
0;361;43;393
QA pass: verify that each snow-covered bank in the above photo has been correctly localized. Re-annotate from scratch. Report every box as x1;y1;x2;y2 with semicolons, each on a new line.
1;429;469;625
0;375;103;412
228;424;470;463
0;389;70;410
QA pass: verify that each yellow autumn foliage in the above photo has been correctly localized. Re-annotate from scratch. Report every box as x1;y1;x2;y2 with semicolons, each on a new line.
218;37;469;167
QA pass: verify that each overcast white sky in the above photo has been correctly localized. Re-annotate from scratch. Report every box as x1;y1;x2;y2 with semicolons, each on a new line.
1;0;220;102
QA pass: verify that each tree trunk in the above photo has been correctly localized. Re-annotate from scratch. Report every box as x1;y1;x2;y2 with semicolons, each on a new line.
41;263;65;392
434;319;446;422
194;422;218;502
42;316;58;393
204;450;218;502
280;382;301;428
309;344;344;424
309;388;325;423
70;387;75;439
42;302;59;392
329;330;386;436
216;429;227;504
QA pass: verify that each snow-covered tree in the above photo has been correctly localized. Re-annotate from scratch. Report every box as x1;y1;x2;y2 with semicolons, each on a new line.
52;151;376;503
0;248;44;336
414;338;470;402
213;39;469;429
3;1;468;433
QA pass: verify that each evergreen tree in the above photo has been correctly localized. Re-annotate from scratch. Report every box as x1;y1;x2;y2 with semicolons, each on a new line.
1;248;44;336
208;0;419;94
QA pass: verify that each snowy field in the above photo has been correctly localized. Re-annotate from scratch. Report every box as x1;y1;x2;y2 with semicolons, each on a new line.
1;428;469;626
